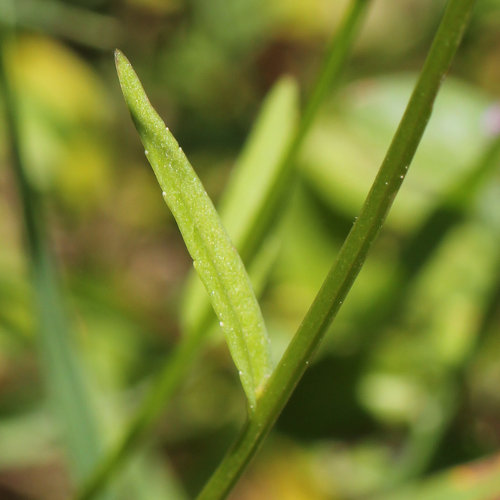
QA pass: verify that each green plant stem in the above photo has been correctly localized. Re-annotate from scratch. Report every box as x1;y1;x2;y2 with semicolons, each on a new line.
0;27;107;492
335;135;500;486
316;134;500;492
197;1;476;498
343;133;500;385
75;3;369;500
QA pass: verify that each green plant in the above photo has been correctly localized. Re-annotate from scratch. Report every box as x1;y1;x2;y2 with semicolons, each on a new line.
76;2;369;498
74;0;477;498
3;0;493;499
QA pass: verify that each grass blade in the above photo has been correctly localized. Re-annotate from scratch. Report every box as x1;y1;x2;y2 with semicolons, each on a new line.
115;49;272;407
0;26;110;496
218;78;299;251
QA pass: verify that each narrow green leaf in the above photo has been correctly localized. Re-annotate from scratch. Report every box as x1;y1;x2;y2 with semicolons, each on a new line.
115;50;272;407
218;77;299;250
181;76;299;336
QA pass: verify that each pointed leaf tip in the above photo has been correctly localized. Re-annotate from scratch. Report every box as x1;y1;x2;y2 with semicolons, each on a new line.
114;49;127;73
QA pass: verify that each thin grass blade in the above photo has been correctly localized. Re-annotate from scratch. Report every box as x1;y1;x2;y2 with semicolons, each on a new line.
0;26;111;499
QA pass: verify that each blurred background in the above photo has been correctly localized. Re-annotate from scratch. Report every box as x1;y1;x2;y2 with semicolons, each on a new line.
1;0;500;499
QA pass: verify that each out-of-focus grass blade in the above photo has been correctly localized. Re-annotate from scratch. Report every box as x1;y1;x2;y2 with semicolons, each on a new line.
115;50;272;407
35;259;106;484
0;29;110;497
219;77;299;253
181;77;299;337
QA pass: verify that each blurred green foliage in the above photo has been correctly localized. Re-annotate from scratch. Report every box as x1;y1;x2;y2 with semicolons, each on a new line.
0;0;499;499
